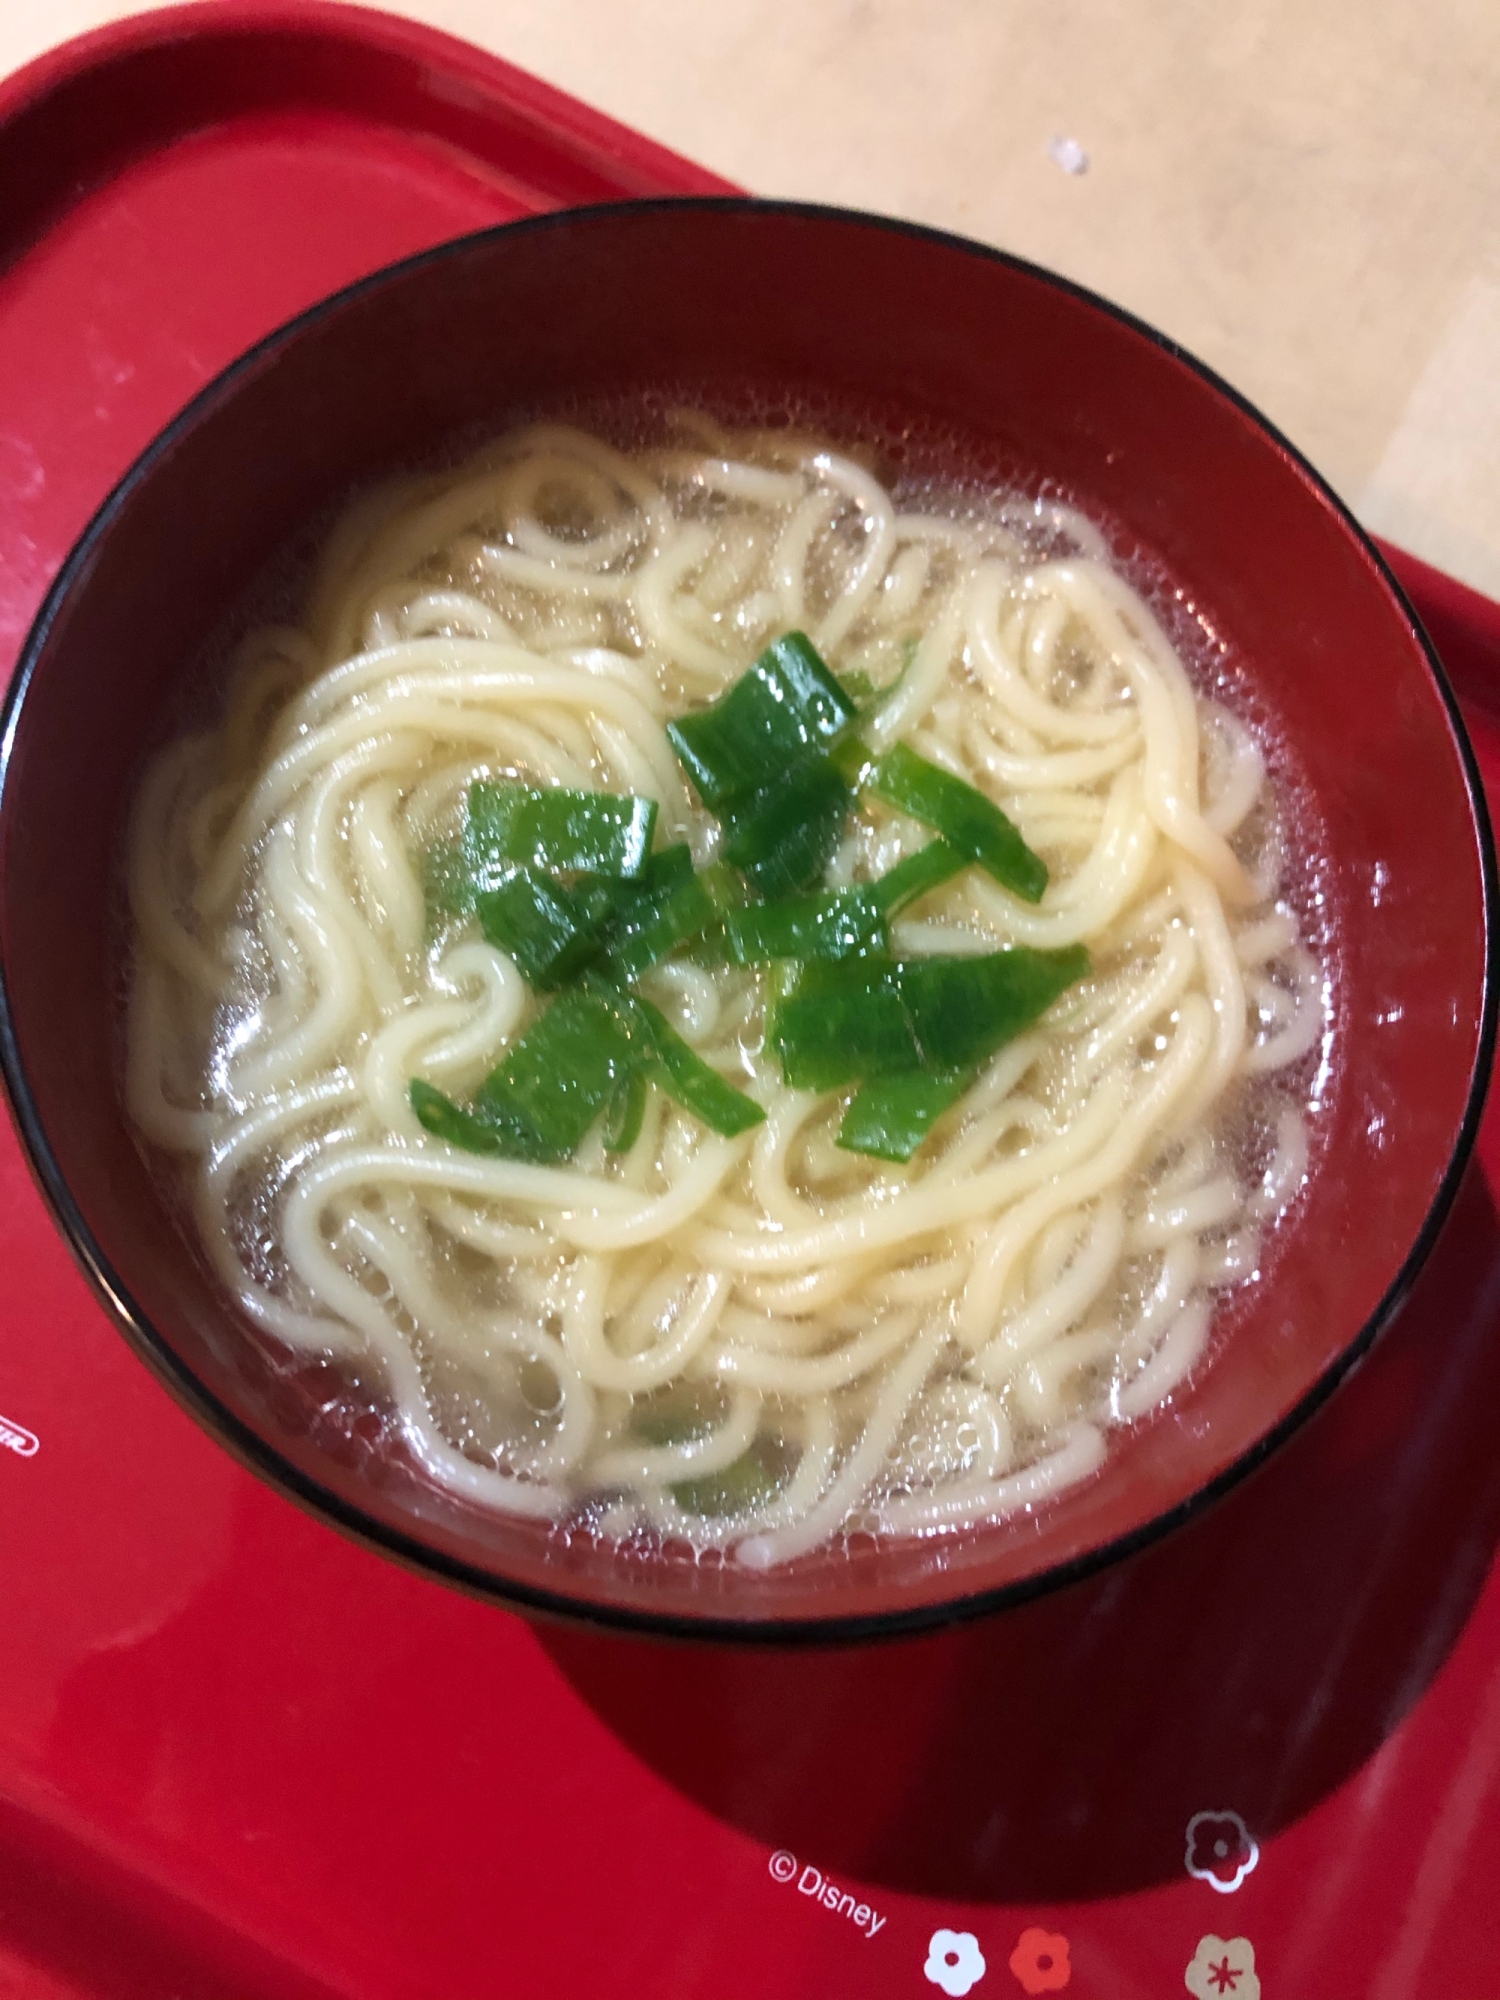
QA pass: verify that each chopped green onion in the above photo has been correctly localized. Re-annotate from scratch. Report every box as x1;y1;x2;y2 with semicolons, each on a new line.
468;778;658;881
764;956;803;1056
601;866;717;984
837;1067;975;1162
627;992;766;1136
868;840;968;916
603;1066;650;1152
475;867;625;988
631;1383;725;1447
475;844;713;991
415;953;764;1159
720;755;854;897
469;986;642;1159
684;859;753;963
838;638;919;721
667;632;856;807
667;635;865;898
868;744;1047;904
671;1437;788;1517
699;861;749;912
720;887;887;964
827;733;877;789
898;947;1088;1066
773;958;913;1087
633;842;696;896
773;946;1089;1090
410;1078;511;1154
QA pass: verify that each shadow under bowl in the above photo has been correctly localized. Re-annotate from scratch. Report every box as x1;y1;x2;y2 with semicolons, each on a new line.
0;198;1493;1640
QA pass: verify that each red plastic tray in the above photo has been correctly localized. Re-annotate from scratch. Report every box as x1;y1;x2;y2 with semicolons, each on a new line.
3;9;1499;1997
0;0;734;678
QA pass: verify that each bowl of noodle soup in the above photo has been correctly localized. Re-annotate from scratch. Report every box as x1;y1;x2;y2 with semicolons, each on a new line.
0;200;1492;1638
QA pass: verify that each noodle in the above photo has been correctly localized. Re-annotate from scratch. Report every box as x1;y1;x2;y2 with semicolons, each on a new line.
124;415;1326;1564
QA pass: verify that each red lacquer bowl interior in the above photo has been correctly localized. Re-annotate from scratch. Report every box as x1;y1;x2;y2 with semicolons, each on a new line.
0;200;1491;1638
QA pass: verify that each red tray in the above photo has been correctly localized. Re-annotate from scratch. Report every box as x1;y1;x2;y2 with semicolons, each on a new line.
0;0;733;677
3;10;1499;1997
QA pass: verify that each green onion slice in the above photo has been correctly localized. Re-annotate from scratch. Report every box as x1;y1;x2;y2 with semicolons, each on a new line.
836;1067;975;1162
411;974;763;1159
410;1078;511;1154
474;845;713;992
475;868;626;989
868;744;1047;904
467;777;658;881
773;946;1089;1091
867;840;968;916
719;887;887;964
827;733;877;789
468;986;641;1160
837;638;918;722
631;1383;725;1447
719;756;854;898
627;992;766;1137
671;1437;788;1517
601;863;717;985
603;1066;650;1153
773;958;913;1088
667;632;856;807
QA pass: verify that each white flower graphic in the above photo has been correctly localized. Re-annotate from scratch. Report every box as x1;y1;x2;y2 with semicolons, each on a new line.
1185;1934;1260;1999
1184;1808;1260;1893
925;1928;986;1996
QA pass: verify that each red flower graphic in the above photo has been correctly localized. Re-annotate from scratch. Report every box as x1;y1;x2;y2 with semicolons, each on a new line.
1184;1809;1259;1893
1008;1927;1071;1993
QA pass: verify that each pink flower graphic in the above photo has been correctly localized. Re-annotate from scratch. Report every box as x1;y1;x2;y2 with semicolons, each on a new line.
1184;1809;1259;1894
1185;1933;1260;2000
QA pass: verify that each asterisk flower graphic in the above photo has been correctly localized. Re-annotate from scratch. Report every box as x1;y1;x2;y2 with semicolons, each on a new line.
1185;1934;1260;2000
1184;1809;1259;1893
925;1928;986;1996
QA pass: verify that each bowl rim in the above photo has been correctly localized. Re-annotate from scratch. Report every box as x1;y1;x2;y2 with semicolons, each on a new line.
2;193;1495;1644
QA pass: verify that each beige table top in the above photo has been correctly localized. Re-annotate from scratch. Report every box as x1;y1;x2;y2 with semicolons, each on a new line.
7;0;1500;597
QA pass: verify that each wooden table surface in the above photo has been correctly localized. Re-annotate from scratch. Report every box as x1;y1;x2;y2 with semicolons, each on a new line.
6;0;1500;596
